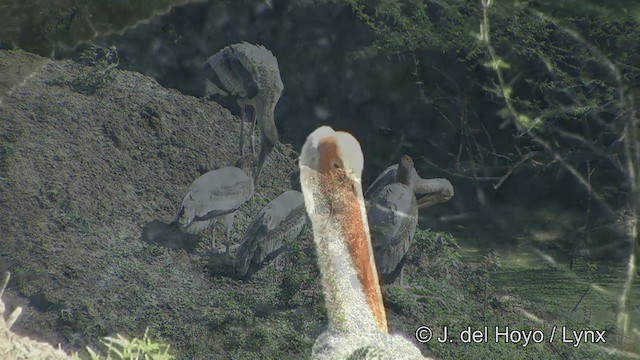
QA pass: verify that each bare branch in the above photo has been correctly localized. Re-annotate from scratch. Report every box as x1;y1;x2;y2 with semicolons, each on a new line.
479;1;617;218
553;127;625;174
493;151;539;189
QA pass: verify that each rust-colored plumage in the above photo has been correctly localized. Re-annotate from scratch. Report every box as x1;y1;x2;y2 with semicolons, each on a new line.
316;138;387;332
300;126;427;359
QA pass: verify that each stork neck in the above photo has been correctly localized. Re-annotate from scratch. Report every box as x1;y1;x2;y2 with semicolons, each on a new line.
396;165;412;186
301;168;388;334
414;178;448;195
255;99;279;143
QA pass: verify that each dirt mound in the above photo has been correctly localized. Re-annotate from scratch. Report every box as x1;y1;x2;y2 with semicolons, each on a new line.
1;271;72;359
0;49;306;356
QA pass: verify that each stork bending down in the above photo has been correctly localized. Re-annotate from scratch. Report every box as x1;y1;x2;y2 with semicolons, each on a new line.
234;170;307;279
299;126;428;359
204;42;283;187
174;155;255;254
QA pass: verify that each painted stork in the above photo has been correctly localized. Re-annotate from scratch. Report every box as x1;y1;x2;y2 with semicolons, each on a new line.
365;156;453;285
173;154;256;254
299;126;428;359
234;170;307;279
204;42;283;187
367;155;418;285
365;163;453;210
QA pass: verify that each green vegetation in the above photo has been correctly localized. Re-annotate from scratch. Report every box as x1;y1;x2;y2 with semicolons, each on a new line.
385;229;628;359
71;46;119;94
86;329;174;360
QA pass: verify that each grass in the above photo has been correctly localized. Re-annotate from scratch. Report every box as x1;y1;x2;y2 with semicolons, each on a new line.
86;328;174;360
460;245;640;357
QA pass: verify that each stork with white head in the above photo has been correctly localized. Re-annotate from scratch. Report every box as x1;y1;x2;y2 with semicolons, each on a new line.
299;126;428;359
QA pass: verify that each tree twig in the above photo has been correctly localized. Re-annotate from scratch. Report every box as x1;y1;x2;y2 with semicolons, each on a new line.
493;151;539;189
571;282;591;313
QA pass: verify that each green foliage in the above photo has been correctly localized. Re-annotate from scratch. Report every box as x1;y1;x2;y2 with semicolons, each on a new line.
383;285;420;315
278;228;321;309
388;233;625;359
86;328;175;360
413;229;462;278
331;0;477;55
71;46;119;94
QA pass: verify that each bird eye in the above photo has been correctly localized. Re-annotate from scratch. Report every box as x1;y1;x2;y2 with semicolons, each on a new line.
332;159;342;169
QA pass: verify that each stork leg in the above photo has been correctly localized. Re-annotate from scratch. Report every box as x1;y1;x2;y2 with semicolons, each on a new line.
249;107;257;155
238;100;246;157
399;267;404;287
254;131;273;188
222;212;236;255
210;219;219;254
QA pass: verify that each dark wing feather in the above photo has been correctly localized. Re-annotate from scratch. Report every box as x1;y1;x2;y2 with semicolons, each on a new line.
234;191;306;278
379;254;408;284
367;183;417;281
205;46;260;99
366;163;425;201
177;167;253;230
365;165;397;201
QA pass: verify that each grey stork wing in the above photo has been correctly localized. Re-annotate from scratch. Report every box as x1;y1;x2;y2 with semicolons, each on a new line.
198;179;253;219
178;167;253;228
204;72;228;97
235;42;283;93
367;199;397;249
238;42;280;70
234;205;275;278
367;184;418;277
368;184;415;247
204;45;260;99
177;190;234;229
380;253;408;284
365;164;398;201
235;191;305;278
